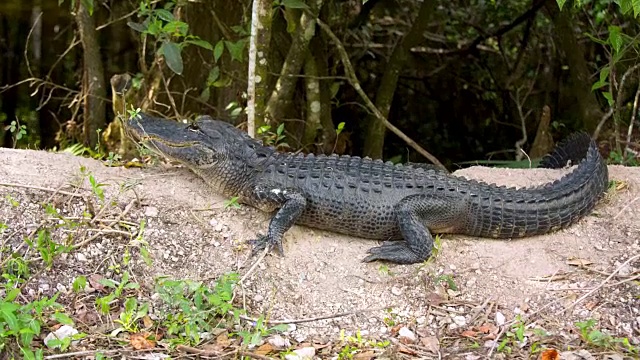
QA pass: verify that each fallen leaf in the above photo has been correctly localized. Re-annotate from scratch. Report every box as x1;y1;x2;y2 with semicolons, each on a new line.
88;274;106;292
461;330;477;338
585;300;598;310
420;336;440;353
130;332;155;350
541;348;559;360
390;324;403;335
354;350;375;359
426;292;446;306
567;258;593;267
142;315;154;329
255;343;274;355
215;332;231;347
478;323;498;334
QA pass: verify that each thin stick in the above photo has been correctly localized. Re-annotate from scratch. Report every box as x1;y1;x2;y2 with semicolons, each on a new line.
240;245;270;284
315;17;446;170
238;305;393;325
0;182;84;197
556;253;640;315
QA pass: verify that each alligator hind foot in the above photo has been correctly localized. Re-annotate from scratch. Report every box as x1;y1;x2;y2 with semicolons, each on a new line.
363;241;426;264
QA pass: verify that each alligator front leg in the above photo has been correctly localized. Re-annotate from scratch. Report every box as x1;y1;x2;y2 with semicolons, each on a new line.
249;186;306;256
363;193;462;264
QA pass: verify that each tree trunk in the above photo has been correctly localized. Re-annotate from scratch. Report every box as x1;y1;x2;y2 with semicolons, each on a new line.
265;1;324;125
544;3;602;132
363;0;437;159
75;2;106;149
247;0;273;137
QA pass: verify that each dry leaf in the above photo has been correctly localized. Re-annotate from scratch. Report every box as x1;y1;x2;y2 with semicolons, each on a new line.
255;343;274;355
461;330;477;338
130;332;155;350
567;258;593;267
142;315;154;329
88;274;106;292
215;332;231;347
585;300;598;310
541;348;559;360
390;324;403;335
478;323;498;334
420;336;440;353
426;292;446;306
354;350;376;359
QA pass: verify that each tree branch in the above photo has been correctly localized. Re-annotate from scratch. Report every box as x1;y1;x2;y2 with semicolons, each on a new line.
314;17;446;170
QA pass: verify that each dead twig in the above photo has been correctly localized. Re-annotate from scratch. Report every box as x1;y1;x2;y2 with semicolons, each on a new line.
314;17;446;170
556;253;640;315
0;182;84;198
237;305;393;325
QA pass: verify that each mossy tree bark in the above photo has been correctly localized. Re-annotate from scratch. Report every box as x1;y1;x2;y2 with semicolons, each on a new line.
74;2;106;149
247;0;273;137
363;0;437;159
265;1;324;126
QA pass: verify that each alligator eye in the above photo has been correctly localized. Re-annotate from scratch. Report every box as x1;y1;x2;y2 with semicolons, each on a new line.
187;123;200;132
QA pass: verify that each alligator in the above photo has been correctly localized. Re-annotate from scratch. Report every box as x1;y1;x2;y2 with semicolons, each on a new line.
126;112;609;264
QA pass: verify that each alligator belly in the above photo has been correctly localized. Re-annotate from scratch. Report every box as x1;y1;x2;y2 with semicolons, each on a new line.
294;200;402;240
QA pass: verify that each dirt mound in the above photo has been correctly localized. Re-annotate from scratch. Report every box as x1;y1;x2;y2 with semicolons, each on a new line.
1;148;638;357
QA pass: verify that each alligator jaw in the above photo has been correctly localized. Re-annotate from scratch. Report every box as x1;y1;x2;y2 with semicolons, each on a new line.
125;112;221;169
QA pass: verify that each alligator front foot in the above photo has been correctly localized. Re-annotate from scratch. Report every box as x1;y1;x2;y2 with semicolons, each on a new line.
248;234;285;257
363;241;427;264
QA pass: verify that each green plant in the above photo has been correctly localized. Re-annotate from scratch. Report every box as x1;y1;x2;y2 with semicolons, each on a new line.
95;271;140;315
127;1;216;75
336;329;391;359
223;196;241;209
6;120;28;148
236;315;289;347
5;195;20;208
24;229;73;269
609;149;638;166
154;273;239;346
0;289;79;359
575;319;638;354
257;123;290;150
435;273;458;291
112;297;149;335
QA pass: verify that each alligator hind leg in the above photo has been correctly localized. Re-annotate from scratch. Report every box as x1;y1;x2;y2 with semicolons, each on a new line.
363;193;461;264
248;187;307;256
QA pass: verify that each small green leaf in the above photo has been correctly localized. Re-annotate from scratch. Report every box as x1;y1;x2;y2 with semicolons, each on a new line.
618;0;633;14
127;21;147;33
225;40;246;62
185;39;213;50
53;312;74;325
214;40;224;62
555;0;567;10
154;9;175;22
4;288;20;302
199;87;211;102
282;0;309;9
602;91;614;107
0;304;20;331
81;0;94;16
160;41;184;75
608;26;623;54
163;21;189;37
207;66;220;85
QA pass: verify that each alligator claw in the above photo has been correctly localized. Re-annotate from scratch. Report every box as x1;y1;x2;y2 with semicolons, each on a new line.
248;234;284;257
363;241;425;264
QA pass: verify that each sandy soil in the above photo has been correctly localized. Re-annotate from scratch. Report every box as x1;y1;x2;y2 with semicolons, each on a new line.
1;147;638;357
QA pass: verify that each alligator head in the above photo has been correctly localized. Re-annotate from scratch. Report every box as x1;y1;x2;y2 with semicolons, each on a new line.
126;111;273;195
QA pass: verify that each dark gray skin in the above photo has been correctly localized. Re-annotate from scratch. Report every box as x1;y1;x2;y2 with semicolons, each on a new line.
126;112;609;264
